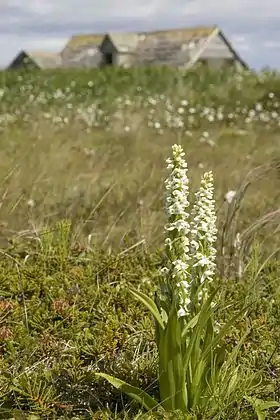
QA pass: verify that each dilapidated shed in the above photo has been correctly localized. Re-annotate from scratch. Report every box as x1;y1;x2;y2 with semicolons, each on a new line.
98;33;140;67
7;50;62;70
99;26;248;70
61;34;104;68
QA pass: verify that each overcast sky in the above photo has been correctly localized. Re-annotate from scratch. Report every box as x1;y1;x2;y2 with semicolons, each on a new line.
1;0;280;69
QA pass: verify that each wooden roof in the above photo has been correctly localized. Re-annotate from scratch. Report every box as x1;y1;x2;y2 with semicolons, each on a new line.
143;26;217;41
27;51;62;67
9;50;62;69
62;26;218;53
104;33;140;53
62;33;105;54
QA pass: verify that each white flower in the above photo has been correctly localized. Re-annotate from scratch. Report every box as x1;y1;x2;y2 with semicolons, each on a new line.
161;146;218;318
154;121;161;129
225;190;236;204
177;307;188;317
27;199;35;208
207;139;215;147
190;171;217;290
194;255;211;267
162;144;191;316
178;107;185;115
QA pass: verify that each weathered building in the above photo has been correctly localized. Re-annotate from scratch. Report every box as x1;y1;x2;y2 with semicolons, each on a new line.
7;25;249;71
134;26;248;70
60;34;104;68
7;50;62;70
61;25;248;70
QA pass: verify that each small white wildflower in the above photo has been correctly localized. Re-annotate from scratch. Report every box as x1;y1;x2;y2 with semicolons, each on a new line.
177;281;191;317
225;190;236;204
154;122;161;129
193;255;211;267
27;199;35;208
185;130;193;137
207;139;215;147
180;99;188;106
172;260;189;281
177;107;185;115
177;307;188;317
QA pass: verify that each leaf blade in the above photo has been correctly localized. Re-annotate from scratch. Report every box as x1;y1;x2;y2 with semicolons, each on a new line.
95;373;159;411
130;288;165;330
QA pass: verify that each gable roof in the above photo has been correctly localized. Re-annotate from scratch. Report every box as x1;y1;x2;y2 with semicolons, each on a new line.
100;26;218;57
12;50;62;69
63;25;218;54
29;51;62;68
61;33;104;55
185;28;248;69
133;26;218;65
102;33;140;53
142;26;217;42
216;30;249;69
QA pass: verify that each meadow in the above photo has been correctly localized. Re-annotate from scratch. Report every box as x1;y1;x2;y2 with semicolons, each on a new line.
0;66;280;419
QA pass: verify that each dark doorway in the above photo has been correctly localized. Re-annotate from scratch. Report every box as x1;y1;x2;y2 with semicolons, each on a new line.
103;52;114;66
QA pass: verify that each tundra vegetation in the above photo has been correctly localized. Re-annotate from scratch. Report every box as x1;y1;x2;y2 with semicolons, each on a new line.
0;66;280;419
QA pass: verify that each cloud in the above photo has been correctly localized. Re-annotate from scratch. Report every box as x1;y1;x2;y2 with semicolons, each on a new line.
230;35;251;52
0;0;280;69
262;40;280;49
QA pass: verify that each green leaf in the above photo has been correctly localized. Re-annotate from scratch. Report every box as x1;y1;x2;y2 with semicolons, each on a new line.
95;373;159;411
158;304;187;411
181;313;200;340
183;298;213;370
258;401;280;410
245;396;280;420
130;288;165;330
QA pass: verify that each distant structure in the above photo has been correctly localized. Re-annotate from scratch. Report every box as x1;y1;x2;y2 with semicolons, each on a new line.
60;34;104;68
7;50;62;70
6;25;249;71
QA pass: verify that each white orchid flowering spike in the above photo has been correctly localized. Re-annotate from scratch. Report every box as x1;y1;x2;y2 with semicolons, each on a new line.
190;171;217;301
161;144;191;317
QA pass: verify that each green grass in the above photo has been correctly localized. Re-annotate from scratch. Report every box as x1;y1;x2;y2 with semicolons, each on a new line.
0;67;280;418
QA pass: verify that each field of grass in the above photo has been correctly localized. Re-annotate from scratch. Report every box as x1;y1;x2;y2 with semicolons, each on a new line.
0;66;280;419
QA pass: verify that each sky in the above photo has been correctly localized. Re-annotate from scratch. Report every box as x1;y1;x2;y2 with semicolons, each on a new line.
1;0;280;70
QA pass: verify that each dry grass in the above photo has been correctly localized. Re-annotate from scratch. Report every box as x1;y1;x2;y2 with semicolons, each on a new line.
0;120;279;257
